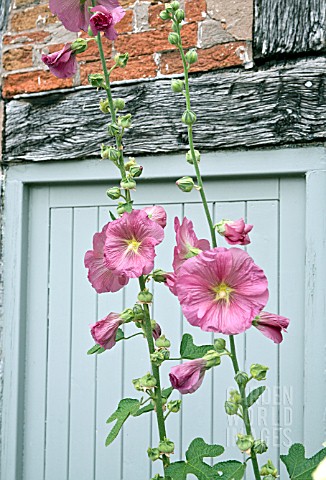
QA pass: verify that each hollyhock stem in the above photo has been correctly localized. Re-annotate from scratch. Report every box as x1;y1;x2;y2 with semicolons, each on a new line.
229;335;261;480
139;275;170;470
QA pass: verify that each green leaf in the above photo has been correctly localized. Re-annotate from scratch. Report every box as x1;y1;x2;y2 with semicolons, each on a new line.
280;443;326;479
213;460;246;479
134;403;154;417
109;210;117;221
180;334;214;360
87;344;105;355
116;328;125;342
124;201;133;213
166;438;224;480
246;386;266;408
162;386;174;399
105;398;140;446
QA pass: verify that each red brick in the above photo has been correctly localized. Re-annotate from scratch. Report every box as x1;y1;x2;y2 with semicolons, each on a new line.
2;46;33;71
10;4;57;32
3;31;49;45
2;70;73;98
160;41;246;75
185;0;206;22
116;9;133;34
148;4;166;28
115;23;198;57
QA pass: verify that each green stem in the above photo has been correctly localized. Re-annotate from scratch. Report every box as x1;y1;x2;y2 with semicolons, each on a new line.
139;276;170;470
229;335;261;480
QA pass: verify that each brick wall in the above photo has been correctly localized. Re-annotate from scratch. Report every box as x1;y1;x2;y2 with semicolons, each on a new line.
1;0;253;99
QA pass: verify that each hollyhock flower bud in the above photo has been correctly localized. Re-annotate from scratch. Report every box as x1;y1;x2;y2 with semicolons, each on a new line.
250;363;269;381
176;176;195;193
236;434;254;452
41;44;77;79
114;52;129;67
140;373;157;389
99;98;110;113
118;113;132;128
151;321;162;340
214;338;226;352
90;5;125;40
171;79;184;93
215;218;253;246
252;439;268;454
186;149;200;164
106;186;121;200
235;371;249;387
143;206;167;228
147;448;161;462
120;308;134;322
169;358;207;394
89;73;105;89
152;268;168;283
120;177;136;190
229;389;241;404
225;401;238;415
155;335;171;348
90;312;123;350
253;311;289;344
132;378;142;391
202;349;221;368
138;290;153;304
150;350;170;366
129;165;143;178
185;49;198;64
175;8;185;21
108;122;120;136
133;304;145;320
113;98;125;110
260;460;278;477
168;32;180;45
158;438;175;454
160;9;171;20
171;0;180;9
71;38;88;54
182;110;196;125
167;400;182;413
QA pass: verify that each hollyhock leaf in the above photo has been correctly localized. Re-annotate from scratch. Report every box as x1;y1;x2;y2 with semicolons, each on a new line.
134;403;155;417
212;460;246;479
280;444;326;479
166;438;224;480
246;386;266;408
109;210;117;221
87;344;106;355
115;327;124;342
162;386;174;399
105;398;140;446
180;333;214;360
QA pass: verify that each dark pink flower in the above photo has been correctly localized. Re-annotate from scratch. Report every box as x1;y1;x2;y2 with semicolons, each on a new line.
253;311;289;344
90;5;125;40
90;312;122;350
41;44;77;79
173;217;210;272
176;247;269;335
217;218;253;246
104;209;164;278
152;322;162;340
49;0;120;32
143;206;167;228
169;359;207;394
84;223;129;293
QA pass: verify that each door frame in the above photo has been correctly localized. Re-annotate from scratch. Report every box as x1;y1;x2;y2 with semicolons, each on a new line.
1;147;326;479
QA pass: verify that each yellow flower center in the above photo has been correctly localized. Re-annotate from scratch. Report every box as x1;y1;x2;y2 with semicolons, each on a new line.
126;237;141;254
212;282;234;303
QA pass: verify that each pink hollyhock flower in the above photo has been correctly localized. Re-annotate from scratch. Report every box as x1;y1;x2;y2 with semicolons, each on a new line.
90;5;125;40
173;217;210;272
104;209;164;278
49;0;121;32
253;311;289;344
176;247;269;335
90;312;122;350
217;218;253;246
143;206;167;229
169;359;207;394
152;322;162;340
165;272;178;296
41;44;77;79
84;223;129;293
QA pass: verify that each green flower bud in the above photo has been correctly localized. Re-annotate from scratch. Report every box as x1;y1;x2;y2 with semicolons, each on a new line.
117;202;130;215
158;438;175;454
152;269;167;283
186;149;200;164
214;338;226;352
175;8;185;21
106;186;121;200
118;113;132;129
185;48;198;64
182;109;197;125
71;38;88;54
138;290;153;304
108;123;120;137
170;1;180;10
229;389;241;404
147;447;161;462
203;349;221;368
235;371;249;387
150;349;170;366
88;73;105;89
167;399;182;413
225;401;238;415
155;335;171;348
171;79;185;93
133;304;145;320
250;363;269;381
99;98;110;114
159;9;171;21
120;178;136;190
140;372;157;389
176;176;195;193
252;439;268;454
236;433;254;452
132;378;142;391
113;98;125;111
165;3;174;13
114;52;129;68
129;165;143;178
120;308;134;322
260;460;278;477
168;32;180;45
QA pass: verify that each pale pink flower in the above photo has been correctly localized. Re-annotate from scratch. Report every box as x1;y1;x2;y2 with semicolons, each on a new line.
104;209;164;278
176;247;269;335
84;223;129;293
173;217;210;272
90;5;125;40
165;272;178;296
41;44;77;79
217;218;253;246
90;312;122;350
169;359;207;394
143;206;167;228
49;0;120;32
253;311;289;344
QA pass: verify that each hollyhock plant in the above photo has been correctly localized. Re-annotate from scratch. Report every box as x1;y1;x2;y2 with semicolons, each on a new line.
104;209;164;278
84;223;129;293
253;311;290;344
173;217;210;272
91;312;123;350
216;218;253;246
49;0;120;33
90;5;125;40
41;43;77;79
169;358;207;394
176;247;269;335
143;206;167;228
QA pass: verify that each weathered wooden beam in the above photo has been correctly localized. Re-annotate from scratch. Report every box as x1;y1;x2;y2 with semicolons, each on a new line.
254;0;326;60
4;56;326;163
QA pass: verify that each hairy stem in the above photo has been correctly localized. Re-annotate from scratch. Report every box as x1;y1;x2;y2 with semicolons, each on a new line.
229;335;261;480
